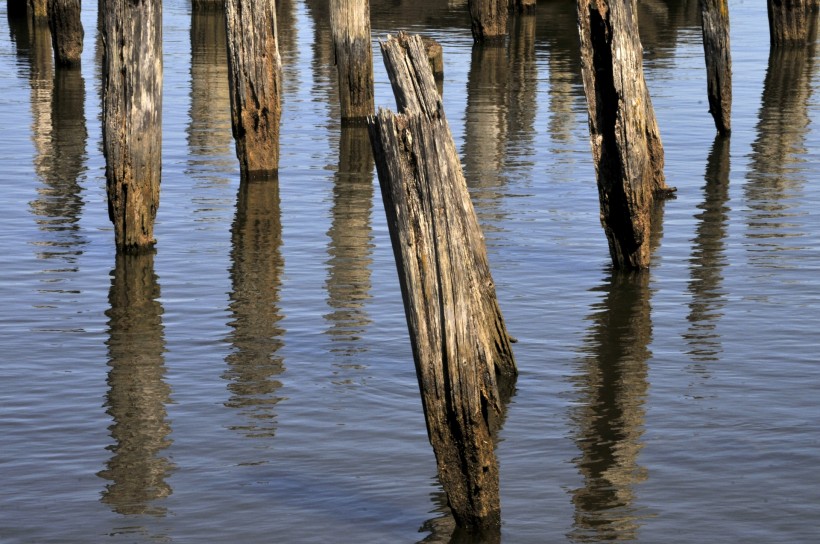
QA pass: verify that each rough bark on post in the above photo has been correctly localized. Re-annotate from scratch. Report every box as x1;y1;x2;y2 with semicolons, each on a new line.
102;0;162;253
224;0;282;175
48;0;84;66
700;0;732;135
577;0;667;269
330;0;374;123
767;0;820;46
468;0;508;43
368;32;517;530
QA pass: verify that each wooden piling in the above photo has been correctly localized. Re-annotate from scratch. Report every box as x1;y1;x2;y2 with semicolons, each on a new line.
468;0;508;43
48;0;84;66
700;0;732;135
577;0;669;270
768;0;820;46
511;0;536;14
330;0;374;123
422;36;444;93
101;0;162;253
28;0;47;19
224;0;282;175
368;32;517;530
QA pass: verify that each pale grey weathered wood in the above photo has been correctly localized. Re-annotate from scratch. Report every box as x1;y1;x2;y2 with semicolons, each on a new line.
700;0;732;135
102;0;162;252
330;0;374;122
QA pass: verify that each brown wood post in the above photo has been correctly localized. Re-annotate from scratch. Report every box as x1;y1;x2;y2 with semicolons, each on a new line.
101;0;162;253
28;0;48;19
192;0;223;10
421;36;444;94
224;0;282;175
330;0;374;123
700;0;732;135
768;0;820;46
468;0;508;43
368;32;517;530
511;0;536;14
48;0;84;66
577;0;669;270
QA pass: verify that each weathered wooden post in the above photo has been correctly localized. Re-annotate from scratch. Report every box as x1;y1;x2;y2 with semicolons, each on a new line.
511;0;536;14
224;0;282;175
330;0;374;123
577;0;670;270
48;0;84;66
368;32;517;530
468;0;508;43
768;0;820;45
101;0;162;252
422;36;444;94
700;0;732;135
28;0;48;19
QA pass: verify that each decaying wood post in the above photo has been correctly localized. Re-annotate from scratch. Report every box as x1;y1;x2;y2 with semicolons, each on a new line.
577;0;670;270
48;0;84;66
102;0;162;252
700;0;732;135
28;0;48;19
367;32;517;530
511;0;536;14
422;36;444;94
767;0;820;46
225;0;282;174
330;0;374;123
468;0;508;43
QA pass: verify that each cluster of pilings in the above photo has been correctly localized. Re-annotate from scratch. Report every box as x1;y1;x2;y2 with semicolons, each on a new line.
17;0;820;532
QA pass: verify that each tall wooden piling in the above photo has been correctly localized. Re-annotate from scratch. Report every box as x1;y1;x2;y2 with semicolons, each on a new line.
468;0;508;43
101;0;162;252
700;0;732;135
768;0;820;46
577;0;668;270
330;0;374;123
368;33;516;530
224;0;282;175
48;0;84;66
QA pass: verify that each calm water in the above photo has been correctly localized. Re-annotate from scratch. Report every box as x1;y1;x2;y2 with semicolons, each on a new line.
2;0;820;542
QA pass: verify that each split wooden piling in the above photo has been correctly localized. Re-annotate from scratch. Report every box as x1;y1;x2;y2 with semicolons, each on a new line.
367;32;516;530
101;0;162;252
700;0;732;135
330;0;374;123
468;0;508;43
48;0;84;66
577;0;670;270
224;0;282;175
768;0;820;46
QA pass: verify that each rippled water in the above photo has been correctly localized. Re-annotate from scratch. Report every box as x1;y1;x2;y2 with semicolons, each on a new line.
2;1;819;542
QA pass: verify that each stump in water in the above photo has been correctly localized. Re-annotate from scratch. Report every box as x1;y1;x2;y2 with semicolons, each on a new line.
48;0;84;66
102;0;162;253
468;0;508;43
700;0;732;135
768;0;820;46
368;32;517;531
330;0;374;123
577;0;670;270
225;0;282;175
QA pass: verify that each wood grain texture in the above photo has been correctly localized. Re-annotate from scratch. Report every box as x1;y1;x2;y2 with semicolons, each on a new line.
48;0;84;66
700;0;732;135
330;0;374;122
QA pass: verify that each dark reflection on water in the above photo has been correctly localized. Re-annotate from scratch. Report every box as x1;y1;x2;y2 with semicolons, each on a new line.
324;125;374;364
99;252;174;516
685;135;730;367
570;269;653;542
223;173;286;440
745;35;817;270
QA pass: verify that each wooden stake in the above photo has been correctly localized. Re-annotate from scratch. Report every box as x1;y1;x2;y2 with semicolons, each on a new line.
468;0;508;43
101;0;162;253
511;0;536;14
368;33;517;530
225;0;282;175
48;0;84;66
767;0;820;46
330;0;374;123
700;0;732;135
577;0;669;270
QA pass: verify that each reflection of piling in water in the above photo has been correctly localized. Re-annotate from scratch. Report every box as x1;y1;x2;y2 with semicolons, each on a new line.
330;0;374;123
699;0;731;135
101;0;162;252
745;38;816;268
768;0;819;46
570;271;652;542
368;33;516;530
325;126;374;357
224;174;286;438
47;0;83;66
505;13;537;165
468;0;508;43
577;0;671;270
225;0;282;175
685;135;730;364
99;252;173;516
